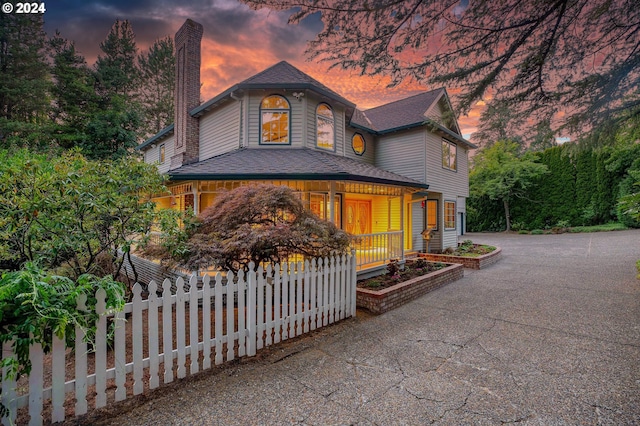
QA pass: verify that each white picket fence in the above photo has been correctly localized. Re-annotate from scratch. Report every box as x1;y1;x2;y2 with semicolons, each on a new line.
1;255;356;425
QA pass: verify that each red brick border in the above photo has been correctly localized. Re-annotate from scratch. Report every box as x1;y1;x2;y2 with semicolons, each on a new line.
418;246;502;270
356;263;464;314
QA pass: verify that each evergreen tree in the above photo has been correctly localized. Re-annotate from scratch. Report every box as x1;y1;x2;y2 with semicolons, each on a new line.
86;20;141;159
574;149;597;225
48;32;96;149
138;36;175;138
535;146;576;226
94;20;139;99
0;11;52;148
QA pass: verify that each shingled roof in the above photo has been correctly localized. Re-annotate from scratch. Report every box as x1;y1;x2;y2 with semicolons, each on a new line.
352;90;443;133
169;147;428;189
350;89;476;148
191;61;355;117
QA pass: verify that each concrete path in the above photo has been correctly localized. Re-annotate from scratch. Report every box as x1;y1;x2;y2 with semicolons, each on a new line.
87;230;640;425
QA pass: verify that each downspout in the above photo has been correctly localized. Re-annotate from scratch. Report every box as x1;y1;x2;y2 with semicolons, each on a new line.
230;91;243;148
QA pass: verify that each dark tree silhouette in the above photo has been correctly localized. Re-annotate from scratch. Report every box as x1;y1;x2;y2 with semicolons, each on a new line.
245;0;640;138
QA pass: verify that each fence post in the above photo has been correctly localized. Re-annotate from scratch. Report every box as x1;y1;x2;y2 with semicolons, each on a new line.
75;294;88;415
236;270;246;357
247;263;257;357
176;277;187;379
351;249;357;317
28;334;43;425
147;281;160;390
2;341;17;426
162;279;174;384
214;272;223;365
132;284;144;395
202;274;212;369
94;288;108;408
189;275;200;375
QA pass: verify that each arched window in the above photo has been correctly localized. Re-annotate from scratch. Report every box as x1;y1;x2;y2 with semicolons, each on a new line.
351;133;366;155
316;103;335;151
260;95;290;144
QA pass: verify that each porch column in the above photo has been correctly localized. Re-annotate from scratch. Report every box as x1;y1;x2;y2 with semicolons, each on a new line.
399;191;404;260
329;181;336;224
192;182;199;215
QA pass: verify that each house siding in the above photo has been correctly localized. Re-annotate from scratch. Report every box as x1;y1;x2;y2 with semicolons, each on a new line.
199;100;241;161
375;128;426;183
426;100;444;122
424;130;469;250
424;131;469;197
411;201;425;252
144;135;176;174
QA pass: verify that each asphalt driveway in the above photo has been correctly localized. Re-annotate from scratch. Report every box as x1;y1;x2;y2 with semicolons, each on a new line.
87;230;640;425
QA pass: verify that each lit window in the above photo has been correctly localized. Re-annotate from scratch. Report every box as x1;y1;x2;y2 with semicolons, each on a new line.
316;103;335;150
159;143;165;163
442;139;457;171
444;201;456;229
351;133;365;155
426;200;437;230
260;95;290;144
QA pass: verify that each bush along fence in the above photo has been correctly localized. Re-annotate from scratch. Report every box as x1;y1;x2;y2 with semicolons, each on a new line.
1;254;357;425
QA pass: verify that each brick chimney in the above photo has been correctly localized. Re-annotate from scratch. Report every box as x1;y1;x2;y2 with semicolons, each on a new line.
171;19;203;169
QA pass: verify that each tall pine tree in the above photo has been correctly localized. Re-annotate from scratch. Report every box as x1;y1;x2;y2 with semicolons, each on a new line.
0;12;51;148
49;32;97;149
85;20;141;159
138;36;175;138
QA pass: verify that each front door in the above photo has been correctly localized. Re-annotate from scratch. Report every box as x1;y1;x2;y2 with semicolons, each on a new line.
345;200;371;235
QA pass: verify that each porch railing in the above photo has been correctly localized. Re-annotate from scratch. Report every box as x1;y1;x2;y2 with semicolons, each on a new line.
352;231;403;270
146;230;404;274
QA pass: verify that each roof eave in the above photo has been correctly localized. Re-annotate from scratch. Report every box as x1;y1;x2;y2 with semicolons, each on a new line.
349;122;379;134
168;172;428;189
239;83;356;109
378;122;425;135
190;85;239;117
425;119;477;149
137;124;175;151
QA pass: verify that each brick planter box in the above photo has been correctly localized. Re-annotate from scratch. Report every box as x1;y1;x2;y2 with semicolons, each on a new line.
356;263;463;315
419;246;502;270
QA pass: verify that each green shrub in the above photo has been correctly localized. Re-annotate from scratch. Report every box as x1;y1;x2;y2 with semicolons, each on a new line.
510;221;525;232
518;230;530;234
0;264;125;400
567;222;628;233
636;259;640;279
531;229;544;235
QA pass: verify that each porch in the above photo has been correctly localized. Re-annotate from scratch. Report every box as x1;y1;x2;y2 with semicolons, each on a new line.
152;179;424;277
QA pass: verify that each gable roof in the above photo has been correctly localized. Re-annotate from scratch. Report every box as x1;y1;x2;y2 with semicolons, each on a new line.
191;61;355;117
355;90;444;133
350;89;476;149
168;147;428;189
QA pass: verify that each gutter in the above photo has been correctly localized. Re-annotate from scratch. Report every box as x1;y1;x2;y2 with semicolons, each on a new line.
168;172;429;190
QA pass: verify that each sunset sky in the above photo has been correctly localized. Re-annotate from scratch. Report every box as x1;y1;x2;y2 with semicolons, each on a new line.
45;0;480;138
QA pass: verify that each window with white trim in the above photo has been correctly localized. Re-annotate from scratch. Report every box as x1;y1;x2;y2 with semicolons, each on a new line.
316;103;335;150
159;143;165;163
444;201;456;229
442;139;457;171
260;95;290;144
426;200;438;230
